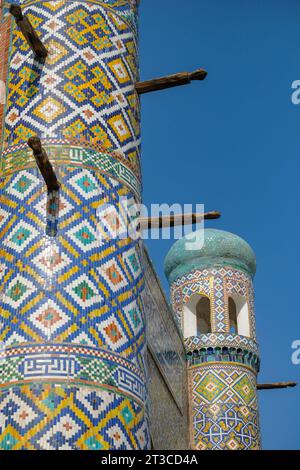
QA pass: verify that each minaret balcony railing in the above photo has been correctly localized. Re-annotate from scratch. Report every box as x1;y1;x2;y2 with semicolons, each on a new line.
186;345;260;373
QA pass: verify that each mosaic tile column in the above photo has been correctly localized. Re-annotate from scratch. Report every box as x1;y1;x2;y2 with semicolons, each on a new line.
165;229;261;450
0;0;150;450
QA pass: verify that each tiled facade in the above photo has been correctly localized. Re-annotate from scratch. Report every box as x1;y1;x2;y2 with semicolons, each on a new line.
188;363;260;450
170;267;257;339
165;230;261;450
0;12;11;126
142;248;189;450
0;0;150;449
1;0;141;181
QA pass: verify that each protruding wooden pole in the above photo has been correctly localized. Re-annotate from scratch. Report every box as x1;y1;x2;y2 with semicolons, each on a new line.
135;69;207;95
10;5;48;59
140;211;220;230
28;137;60;192
257;382;297;390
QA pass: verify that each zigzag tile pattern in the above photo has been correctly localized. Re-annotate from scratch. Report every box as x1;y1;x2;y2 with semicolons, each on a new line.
0;0;149;450
0;168;146;361
0;165;149;448
1;140;141;197
0;384;148;449
1;1;141;180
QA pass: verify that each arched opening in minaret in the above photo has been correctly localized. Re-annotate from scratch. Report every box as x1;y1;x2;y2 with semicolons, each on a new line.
228;297;238;334
228;294;250;337
196;296;211;335
183;294;211;338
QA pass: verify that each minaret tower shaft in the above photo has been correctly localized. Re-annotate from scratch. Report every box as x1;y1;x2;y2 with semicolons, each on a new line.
0;0;149;449
165;229;261;450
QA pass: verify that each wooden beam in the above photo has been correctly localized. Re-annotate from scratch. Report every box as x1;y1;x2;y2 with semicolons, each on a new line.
257;382;297;390
28;137;60;192
135;69;207;95
10;5;48;59
139;211;220;230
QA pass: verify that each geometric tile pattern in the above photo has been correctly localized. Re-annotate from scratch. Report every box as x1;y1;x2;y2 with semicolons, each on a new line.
0;168;147;351
0;384;149;450
1;1;141;176
0;15;11;135
0;344;146;405
186;346;260;373
0;0;148;450
170;266;257;339
185;332;259;356
0;164;149;448
0;168;146;362
169;259;261;449
188;363;261;450
0;140;141;197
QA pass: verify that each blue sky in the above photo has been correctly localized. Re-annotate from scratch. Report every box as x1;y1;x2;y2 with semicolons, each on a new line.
139;0;300;450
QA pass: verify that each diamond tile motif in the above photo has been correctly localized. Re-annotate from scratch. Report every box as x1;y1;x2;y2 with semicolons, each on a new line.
33;245;72;277
4;275;35;309
66;274;100;309
5;222;39;253
29;300;70;337
234;374;256;406
68;221;99;252
10;173;40;198
99;258;128;293
84;436;103;450
0;433;18;450
33;96;66;123
194;371;227;404
0;0;148;451
2;1;141;171
125;303;142;331
71;171;99;198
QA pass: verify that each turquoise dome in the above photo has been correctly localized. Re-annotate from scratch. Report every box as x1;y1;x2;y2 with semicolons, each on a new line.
164;229;256;284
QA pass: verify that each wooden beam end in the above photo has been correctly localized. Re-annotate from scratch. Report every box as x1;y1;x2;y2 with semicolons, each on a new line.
287;382;297;388
28;136;42;153
10;5;48;59
189;68;208;81
204;211;221;220
28;136;60;192
9;5;23;21
257;381;298;390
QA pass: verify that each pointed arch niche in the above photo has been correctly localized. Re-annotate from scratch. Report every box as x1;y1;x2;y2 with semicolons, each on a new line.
228;293;250;337
183;293;212;339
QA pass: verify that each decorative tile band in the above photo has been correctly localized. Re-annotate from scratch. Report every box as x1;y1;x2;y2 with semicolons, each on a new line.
0;344;145;379
0;344;146;405
185;333;259;356
188;363;261;450
186;347;260;373
0;141;141;197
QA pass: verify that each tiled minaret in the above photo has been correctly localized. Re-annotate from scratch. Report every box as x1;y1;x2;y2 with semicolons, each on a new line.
165;229;261;450
0;0;149;449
